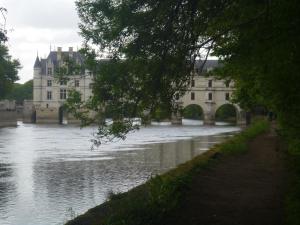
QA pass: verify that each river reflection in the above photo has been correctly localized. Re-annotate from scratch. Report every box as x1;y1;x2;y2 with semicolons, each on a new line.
0;121;239;225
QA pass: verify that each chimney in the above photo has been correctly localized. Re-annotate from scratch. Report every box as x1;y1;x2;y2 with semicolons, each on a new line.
57;47;62;60
69;47;73;57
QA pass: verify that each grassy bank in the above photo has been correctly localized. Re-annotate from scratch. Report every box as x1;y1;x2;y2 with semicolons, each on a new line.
66;120;270;225
284;138;300;225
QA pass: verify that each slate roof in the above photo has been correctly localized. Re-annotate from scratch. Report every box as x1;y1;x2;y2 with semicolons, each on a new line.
34;52;220;76
194;60;220;73
34;50;85;75
34;56;42;68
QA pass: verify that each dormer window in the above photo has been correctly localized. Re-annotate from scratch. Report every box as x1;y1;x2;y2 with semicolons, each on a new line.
47;68;52;75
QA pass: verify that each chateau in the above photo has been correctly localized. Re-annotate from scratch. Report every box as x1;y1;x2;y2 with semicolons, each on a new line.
33;47;93;123
32;48;244;124
177;60;244;124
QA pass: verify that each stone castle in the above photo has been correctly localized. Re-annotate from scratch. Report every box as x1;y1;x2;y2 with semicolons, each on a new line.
176;60;244;124
31;47;244;125
33;47;93;123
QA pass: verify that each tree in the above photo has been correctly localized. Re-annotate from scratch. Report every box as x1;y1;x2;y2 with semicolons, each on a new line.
0;7;20;99
73;0;300;144
72;0;230;143
212;0;300;140
5;79;33;104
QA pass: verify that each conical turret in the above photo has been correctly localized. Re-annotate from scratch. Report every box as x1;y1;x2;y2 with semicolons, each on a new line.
34;56;41;68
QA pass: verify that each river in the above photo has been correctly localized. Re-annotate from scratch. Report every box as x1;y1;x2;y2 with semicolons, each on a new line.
0;120;240;225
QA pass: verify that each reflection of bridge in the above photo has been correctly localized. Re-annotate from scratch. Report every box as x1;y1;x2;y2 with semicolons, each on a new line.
172;60;245;125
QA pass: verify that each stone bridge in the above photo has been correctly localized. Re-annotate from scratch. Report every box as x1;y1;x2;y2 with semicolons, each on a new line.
172;76;245;125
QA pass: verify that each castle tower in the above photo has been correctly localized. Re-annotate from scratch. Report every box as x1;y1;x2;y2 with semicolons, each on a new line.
31;47;95;124
33;56;42;104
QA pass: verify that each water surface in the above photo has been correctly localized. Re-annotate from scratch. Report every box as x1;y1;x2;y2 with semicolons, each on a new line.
0;120;240;225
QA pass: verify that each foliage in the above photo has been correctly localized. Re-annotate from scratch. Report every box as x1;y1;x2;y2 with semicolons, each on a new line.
0;7;20;99
282;134;300;224
285;154;300;225
5;80;33;104
73;0;232;143
211;0;300;142
215;104;236;122
73;0;300;145
152;106;171;122
54;54;85;84
65;120;269;225
182;104;203;120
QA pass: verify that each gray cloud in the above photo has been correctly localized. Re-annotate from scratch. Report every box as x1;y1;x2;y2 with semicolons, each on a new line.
2;0;79;29
1;0;83;83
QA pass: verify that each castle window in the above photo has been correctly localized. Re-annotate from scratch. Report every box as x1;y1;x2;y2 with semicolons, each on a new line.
208;92;212;100
47;91;52;100
191;79;195;87
191;92;195;100
47;80;52;87
60;89;67;100
89;83;94;89
75;80;80;87
225;81;230;88
208;80;212;88
225;93;230;100
60;80;67;86
47;68;52;75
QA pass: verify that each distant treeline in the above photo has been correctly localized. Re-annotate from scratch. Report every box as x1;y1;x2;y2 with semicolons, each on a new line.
5;79;33;104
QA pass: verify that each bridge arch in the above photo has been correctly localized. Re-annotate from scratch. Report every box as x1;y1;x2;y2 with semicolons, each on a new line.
215;103;239;124
58;105;68;124
182;104;204;120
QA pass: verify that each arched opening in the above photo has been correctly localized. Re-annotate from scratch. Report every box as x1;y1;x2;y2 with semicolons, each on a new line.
32;110;36;123
59;106;68;124
152;106;172;122
183;104;203;120
215;104;237;123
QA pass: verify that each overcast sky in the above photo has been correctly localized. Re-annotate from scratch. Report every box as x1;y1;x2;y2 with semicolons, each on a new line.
1;0;83;83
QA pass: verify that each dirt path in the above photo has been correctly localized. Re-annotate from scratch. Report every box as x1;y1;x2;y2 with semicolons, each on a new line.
163;129;286;225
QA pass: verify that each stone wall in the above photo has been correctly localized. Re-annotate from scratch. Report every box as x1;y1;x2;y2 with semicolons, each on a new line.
36;107;59;124
0;100;16;110
0;100;17;127
23;100;35;123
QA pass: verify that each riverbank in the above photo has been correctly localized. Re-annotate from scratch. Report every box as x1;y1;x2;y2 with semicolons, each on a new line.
66;120;272;225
